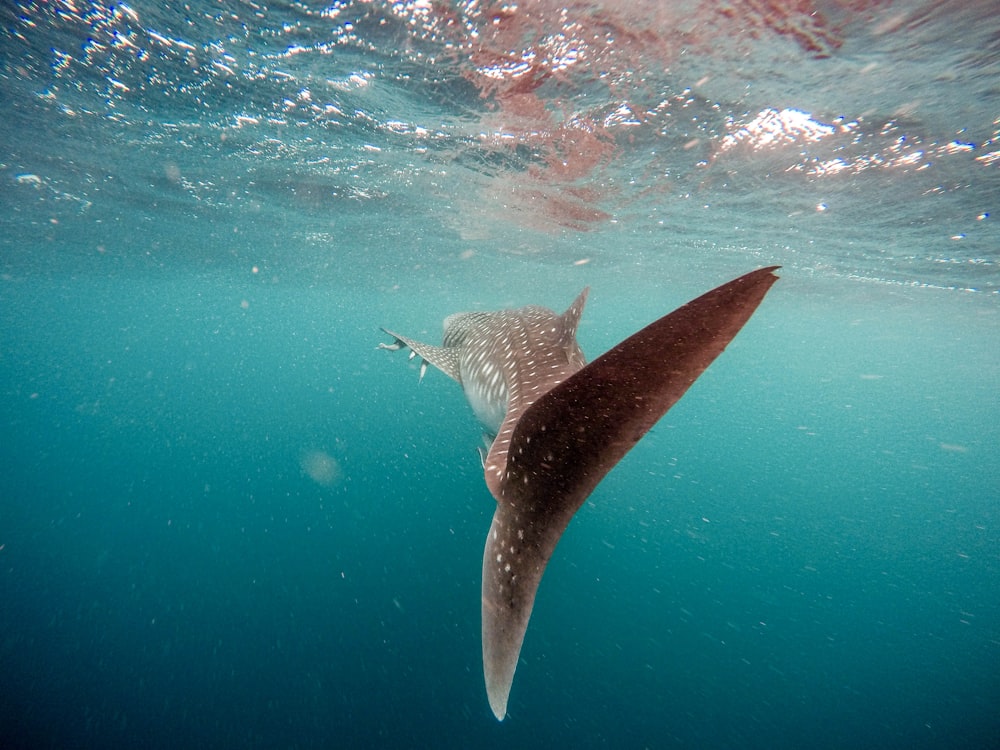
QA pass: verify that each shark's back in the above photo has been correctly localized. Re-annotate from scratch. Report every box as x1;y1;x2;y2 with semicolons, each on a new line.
447;295;588;436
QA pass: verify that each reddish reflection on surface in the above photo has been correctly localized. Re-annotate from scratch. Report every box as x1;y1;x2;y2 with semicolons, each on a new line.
439;0;861;231
363;1;870;232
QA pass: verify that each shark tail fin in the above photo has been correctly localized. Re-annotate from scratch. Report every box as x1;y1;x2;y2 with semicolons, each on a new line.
481;266;780;721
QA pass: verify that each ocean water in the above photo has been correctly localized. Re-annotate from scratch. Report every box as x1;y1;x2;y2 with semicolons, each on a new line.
1;1;998;748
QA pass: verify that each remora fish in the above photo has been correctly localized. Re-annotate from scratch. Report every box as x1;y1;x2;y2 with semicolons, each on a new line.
379;267;780;719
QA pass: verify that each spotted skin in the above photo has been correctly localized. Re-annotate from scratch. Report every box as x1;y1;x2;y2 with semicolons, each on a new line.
381;292;588;443
379;267;780;720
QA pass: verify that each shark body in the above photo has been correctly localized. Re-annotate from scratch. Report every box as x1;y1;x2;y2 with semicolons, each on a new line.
379;267;780;720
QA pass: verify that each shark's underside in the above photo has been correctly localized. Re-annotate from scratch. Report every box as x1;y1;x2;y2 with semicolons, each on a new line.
379;267;780;719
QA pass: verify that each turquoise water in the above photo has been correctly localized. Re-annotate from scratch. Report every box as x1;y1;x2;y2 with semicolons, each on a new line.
2;1;998;747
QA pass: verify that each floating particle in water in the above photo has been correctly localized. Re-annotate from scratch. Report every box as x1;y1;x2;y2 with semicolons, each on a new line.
300;449;342;487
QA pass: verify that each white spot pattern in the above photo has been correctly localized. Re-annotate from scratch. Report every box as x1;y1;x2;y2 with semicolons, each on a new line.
382;289;589;504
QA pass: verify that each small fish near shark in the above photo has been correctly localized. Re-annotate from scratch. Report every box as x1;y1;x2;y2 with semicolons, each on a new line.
378;267;780;720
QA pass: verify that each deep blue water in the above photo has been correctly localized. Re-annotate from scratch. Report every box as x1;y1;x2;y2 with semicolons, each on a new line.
2;1;998;748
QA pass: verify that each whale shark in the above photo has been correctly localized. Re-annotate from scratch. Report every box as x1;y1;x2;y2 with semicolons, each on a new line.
379;267;780;720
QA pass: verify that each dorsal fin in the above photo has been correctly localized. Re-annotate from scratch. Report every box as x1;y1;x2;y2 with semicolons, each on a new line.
558;287;588;350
